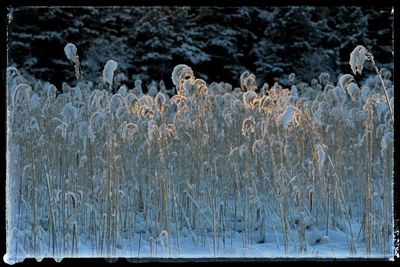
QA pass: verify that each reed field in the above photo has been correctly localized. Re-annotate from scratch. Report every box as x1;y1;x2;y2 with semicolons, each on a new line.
5;44;394;263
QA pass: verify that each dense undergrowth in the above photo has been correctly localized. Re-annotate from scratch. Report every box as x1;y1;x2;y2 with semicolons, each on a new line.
5;44;394;263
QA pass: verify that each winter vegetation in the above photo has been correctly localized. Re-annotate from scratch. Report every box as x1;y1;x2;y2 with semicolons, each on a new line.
7;7;393;88
5;6;394;264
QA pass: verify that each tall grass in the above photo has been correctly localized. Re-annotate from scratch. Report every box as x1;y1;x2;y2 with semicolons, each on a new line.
5;45;394;263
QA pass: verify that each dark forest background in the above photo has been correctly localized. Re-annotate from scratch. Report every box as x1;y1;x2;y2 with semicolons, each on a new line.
7;6;393;91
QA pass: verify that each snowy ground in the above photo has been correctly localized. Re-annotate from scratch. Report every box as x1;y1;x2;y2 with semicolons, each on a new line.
74;221;388;259
4;225;394;263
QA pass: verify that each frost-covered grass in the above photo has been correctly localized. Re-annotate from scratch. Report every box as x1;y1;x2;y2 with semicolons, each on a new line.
5;46;394;263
